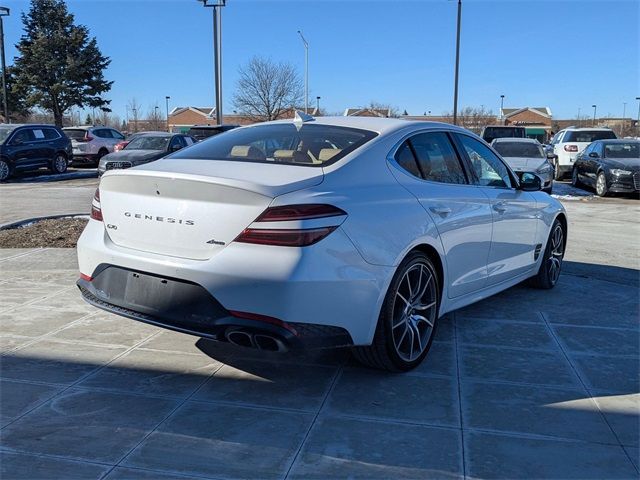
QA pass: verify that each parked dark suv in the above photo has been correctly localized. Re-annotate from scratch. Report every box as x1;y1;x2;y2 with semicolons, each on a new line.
0;124;72;181
481;125;526;144
187;124;239;142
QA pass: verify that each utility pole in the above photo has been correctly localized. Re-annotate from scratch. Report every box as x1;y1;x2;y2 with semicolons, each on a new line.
297;31;309;114
0;7;9;124
592;104;597;127
198;1;226;125
500;95;505;124
452;0;462;125
316;96;320;114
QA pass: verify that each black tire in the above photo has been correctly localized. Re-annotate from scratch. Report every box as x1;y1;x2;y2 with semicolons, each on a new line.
0;159;10;182
95;148;108;167
529;218;565;289
571;167;582;188
352;251;440;372
596;171;608;197
554;161;564;181
50;153;68;174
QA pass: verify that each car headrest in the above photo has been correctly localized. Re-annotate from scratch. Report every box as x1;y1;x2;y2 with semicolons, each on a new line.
230;145;265;160
318;148;342;162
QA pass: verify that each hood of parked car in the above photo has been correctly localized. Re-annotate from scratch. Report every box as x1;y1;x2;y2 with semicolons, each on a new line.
605;158;640;170
502;156;547;172
103;149;167;165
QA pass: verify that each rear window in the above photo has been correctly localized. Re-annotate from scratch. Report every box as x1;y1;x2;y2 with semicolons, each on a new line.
493;142;543;158
604;143;640;159
0;127;15;142
564;130;617;143
482;127;525;141
171;123;377;166
64;129;87;140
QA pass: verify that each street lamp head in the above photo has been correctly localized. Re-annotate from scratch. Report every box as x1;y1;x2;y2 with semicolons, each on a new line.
0;7;9;16
166;96;170;100
592;104;596;108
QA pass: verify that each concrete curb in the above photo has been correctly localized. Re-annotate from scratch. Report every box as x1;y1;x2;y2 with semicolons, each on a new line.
0;213;89;231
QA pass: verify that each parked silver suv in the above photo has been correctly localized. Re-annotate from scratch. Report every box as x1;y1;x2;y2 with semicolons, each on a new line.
63;126;126;166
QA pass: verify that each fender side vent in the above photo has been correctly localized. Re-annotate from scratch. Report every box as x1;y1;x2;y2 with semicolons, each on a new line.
534;243;543;260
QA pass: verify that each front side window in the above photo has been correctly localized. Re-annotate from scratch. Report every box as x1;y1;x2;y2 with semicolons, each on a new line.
410;132;467;184
458;135;512;188
493;142;544;159
170;123;377;166
43;128;60;140
111;130;125;140
604;142;640;159
96;129;113;139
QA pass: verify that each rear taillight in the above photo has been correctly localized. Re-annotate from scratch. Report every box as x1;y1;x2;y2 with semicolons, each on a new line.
235;204;346;247
255;204;346;222
235;227;337;247
91;188;103;221
564;145;578;152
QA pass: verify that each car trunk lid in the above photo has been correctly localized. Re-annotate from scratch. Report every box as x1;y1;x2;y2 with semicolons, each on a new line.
99;160;324;260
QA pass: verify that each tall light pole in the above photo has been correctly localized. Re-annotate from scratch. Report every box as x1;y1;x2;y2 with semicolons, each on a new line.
165;96;171;132
154;106;160;130
297;30;309;114
500;95;505;124
316;96;320;114
0;7;9;124
592;104;597;126
636;97;640;135
198;0;225;125
452;0;462;125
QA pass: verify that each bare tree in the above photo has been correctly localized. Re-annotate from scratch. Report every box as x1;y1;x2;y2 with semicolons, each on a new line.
442;106;496;133
233;56;303;122
148;104;163;131
365;101;400;118
127;98;142;132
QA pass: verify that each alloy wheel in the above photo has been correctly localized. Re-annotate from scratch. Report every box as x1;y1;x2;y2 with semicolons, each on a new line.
0;160;8;181
547;224;564;285
54;155;67;173
571;168;578;186
596;173;607;196
391;262;437;362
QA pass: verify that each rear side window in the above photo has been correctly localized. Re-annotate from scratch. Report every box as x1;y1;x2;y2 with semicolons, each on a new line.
563;130;616;142
95;129;113;139
43;128;60;140
394;142;422;178
64;129;87;140
410;132;467;184
171;123;377;166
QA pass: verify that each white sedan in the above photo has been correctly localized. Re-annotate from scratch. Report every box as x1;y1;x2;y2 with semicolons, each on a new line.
77;114;567;371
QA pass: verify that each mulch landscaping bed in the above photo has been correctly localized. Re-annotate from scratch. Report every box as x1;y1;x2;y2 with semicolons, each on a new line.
0;218;89;248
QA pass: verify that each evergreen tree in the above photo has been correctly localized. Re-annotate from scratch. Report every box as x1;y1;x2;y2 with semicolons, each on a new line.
12;0;112;127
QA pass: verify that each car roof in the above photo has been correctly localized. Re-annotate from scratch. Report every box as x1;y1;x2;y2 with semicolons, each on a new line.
190;124;239;129
2;124;56;129
561;127;614;132
483;125;524;129
135;132;174;137
257;115;470;136
492;137;539;144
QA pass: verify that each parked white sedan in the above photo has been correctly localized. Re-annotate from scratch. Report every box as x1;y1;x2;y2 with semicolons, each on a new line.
77;114;567;371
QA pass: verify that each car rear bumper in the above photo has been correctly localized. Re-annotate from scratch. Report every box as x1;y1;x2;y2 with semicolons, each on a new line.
76;219;393;346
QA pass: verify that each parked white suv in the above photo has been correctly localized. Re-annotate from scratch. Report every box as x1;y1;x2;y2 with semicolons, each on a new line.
549;127;617;179
63;126;126;166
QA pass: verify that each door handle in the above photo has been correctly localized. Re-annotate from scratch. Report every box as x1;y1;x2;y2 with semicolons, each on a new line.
493;202;508;213
429;206;452;216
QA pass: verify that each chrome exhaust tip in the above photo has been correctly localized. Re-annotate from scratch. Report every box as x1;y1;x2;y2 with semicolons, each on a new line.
254;334;288;352
226;329;254;348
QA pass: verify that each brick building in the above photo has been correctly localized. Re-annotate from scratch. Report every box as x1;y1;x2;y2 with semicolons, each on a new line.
501;107;553;142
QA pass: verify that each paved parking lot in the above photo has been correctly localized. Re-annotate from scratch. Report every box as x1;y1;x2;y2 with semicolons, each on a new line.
0;196;638;479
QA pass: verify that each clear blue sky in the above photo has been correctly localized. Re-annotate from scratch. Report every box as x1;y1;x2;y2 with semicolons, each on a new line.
2;0;639;120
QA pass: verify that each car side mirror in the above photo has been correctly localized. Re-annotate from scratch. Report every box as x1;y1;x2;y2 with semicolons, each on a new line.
546;151;555;159
518;172;542;192
588;152;599;158
171;144;183;152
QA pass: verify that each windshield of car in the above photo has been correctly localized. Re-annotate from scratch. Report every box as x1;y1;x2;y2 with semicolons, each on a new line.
125;136;170;151
604;143;640;159
563;130;617;142
64;129;88;140
0;126;16;142
169;123;378;166
493;142;544;158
